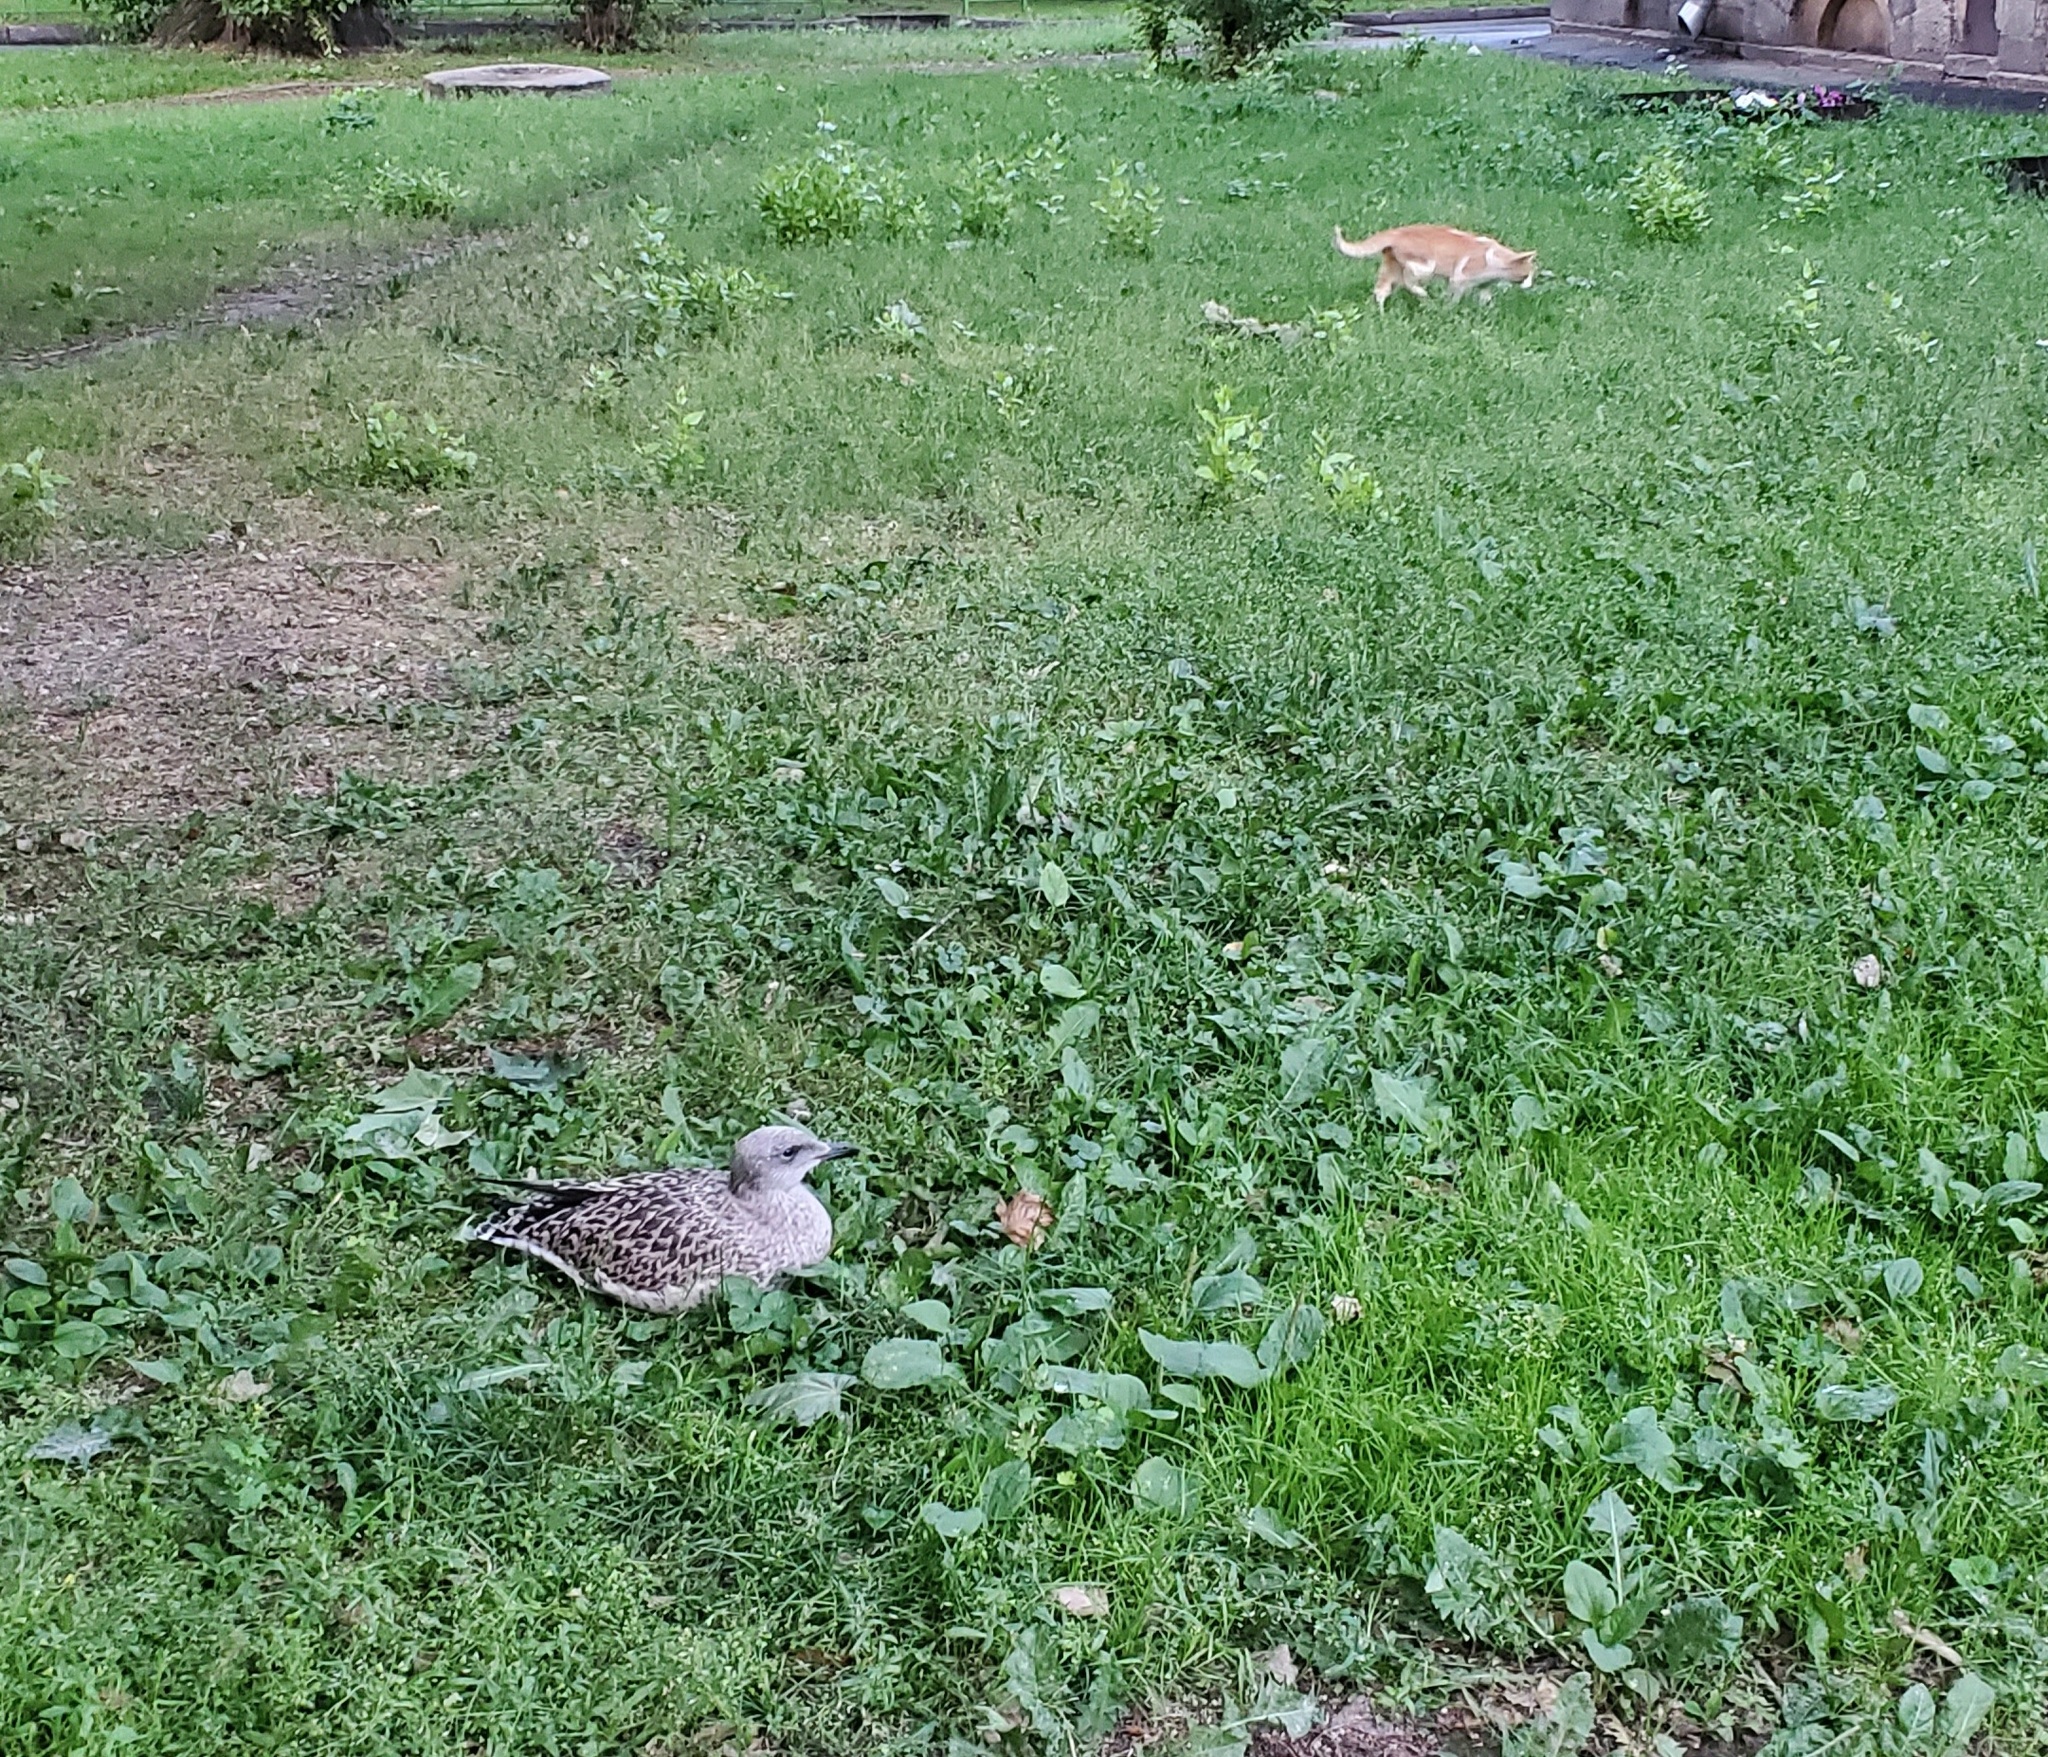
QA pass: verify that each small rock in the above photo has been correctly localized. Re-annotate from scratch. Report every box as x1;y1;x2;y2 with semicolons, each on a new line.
1052;1585;1108;1618
1851;952;1883;989
216;1369;271;1404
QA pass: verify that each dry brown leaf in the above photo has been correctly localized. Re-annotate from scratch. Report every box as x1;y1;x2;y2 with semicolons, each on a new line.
995;1190;1053;1250
1890;1608;1966;1670
1701;1344;1746;1389
1823;1318;1864;1353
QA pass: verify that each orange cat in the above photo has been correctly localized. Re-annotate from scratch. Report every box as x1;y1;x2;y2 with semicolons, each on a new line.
1333;224;1537;307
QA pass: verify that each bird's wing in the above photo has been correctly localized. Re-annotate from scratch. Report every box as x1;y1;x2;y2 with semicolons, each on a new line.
470;1168;751;1301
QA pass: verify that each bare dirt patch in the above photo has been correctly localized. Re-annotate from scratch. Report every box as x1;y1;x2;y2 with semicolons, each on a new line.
6;233;506;373
1107;1665;1768;1757
0;542;493;826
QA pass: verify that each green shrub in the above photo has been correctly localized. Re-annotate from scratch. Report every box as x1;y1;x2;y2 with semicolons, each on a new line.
874;299;927;350
368;162;466;221
88;0;395;51
1093;162;1164;257
78;0;171;42
951;154;1021;240
756;138;925;246
359;404;476;490
1190;386;1269;500
1310;432;1381;517
639;384;706;486
757;153;865;244
1779;157;1843;222
1735;125;1796;192
568;0;655;48
1131;0;1338;72
322;92;377;135
1622;149;1710;241
593;202;780;351
1132;0;1174;61
217;0;365;52
1;449;67;558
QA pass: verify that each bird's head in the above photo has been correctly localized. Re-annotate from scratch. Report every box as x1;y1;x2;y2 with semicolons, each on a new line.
728;1124;857;1194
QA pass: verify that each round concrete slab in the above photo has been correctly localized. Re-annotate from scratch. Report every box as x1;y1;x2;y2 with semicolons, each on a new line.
421;63;613;98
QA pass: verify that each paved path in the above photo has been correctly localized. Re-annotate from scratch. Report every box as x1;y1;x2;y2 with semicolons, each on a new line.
1337;13;2048;108
1343;13;1558;49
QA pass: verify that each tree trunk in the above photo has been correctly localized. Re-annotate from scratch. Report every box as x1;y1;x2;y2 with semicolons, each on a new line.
568;0;640;47
149;0;223;46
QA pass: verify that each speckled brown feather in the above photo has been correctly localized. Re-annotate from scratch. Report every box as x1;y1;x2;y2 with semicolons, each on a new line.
461;1140;837;1314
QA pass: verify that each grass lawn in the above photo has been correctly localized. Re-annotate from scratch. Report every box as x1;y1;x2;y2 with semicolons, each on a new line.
6;30;2048;1757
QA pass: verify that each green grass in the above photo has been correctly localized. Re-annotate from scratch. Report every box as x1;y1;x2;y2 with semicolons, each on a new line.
0;44;341;110
7;35;2048;1757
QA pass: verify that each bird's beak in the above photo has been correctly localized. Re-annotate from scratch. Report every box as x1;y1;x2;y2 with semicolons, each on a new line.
821;1141;859;1162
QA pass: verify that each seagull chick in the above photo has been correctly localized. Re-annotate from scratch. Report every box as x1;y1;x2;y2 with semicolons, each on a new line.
460;1125;855;1313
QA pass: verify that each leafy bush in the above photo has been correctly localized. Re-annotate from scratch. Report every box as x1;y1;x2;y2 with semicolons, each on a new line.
1735;125;1796;192
1622;150;1710;241
639;384;705;486
1133;0;1173;61
1093;162;1164;257
79;0;171;42
874;300;927;350
359;404;477;490
568;0;653;48
593;202;780;351
1131;0;1339;72
1779;157;1843;222
1310;433;1381;517
951;154;1021;240
1190;386;1269;500
213;0;366;52
93;0;396;51
1;449;67;558
322;92;377;135
757;154;866;244
369;162;466;222
757;137;926;246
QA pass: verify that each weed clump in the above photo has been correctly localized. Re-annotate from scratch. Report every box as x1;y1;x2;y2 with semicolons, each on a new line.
757;136;926;245
951;153;1022;240
1093;162;1164;256
1309;432;1380;517
1131;0;1341;72
368;161;466;222
638;383;706;486
1622;149;1709;240
0;448;66;558
321;92;377;135
1191;385;1269;500
358;403;476;489
593;202;780;351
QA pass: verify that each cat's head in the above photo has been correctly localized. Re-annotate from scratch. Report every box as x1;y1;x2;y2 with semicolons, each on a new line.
1510;251;1537;287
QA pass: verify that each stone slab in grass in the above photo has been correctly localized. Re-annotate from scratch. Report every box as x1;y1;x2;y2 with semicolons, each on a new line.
421;63;613;98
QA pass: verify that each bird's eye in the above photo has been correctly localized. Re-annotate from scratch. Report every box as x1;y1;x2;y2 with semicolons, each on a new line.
782;1145;799;1159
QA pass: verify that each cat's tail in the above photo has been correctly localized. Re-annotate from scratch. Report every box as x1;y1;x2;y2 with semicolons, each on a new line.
1334;226;1398;259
